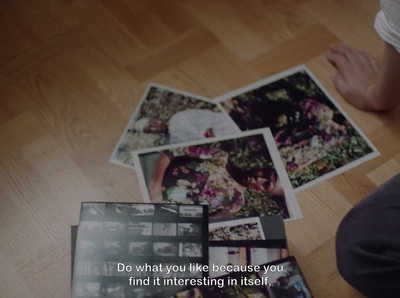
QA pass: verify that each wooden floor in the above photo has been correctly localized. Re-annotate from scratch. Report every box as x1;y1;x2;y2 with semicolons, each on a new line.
1;0;400;297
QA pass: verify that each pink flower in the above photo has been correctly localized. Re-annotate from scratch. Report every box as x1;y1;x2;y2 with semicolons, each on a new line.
236;195;244;205
196;173;207;185
188;146;215;157
201;184;219;200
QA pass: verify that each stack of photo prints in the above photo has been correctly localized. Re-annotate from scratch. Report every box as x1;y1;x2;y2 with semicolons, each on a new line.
71;65;379;297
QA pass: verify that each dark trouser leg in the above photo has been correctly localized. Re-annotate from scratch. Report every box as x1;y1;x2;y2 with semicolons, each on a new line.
336;173;400;297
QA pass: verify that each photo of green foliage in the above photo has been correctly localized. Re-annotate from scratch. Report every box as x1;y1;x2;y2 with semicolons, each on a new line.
208;134;289;219
221;69;376;189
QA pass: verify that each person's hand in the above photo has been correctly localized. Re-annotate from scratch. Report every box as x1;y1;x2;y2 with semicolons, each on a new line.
325;44;380;110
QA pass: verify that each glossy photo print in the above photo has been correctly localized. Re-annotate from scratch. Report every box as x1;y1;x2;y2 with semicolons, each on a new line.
258;257;314;298
71;202;209;298
208;217;266;241
218;65;379;191
208;246;289;278
132;129;302;221
110;83;238;168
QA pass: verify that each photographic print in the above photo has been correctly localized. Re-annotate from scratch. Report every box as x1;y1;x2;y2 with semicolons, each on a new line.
103;261;127;277
179;243;203;257
74;260;102;276
79;221;103;235
103;240;122;257
218;65;379;191
78;240;102;259
132;129;302;221
208;246;288;278
155;204;179;217
179;205;204;218
107;203;133;215
177;223;202;237
153;222;177;236
104;222;127;235
208;246;247;278
110;83;238;168
259;257;313;298
127;222;152;236
80;203;106;217
250;247;289;266
72;202;209;298
162;272;270;298
73;282;101;298
130;204;155;216
209;217;266;241
153;242;179;257
128;242;152;256
101;282;126;297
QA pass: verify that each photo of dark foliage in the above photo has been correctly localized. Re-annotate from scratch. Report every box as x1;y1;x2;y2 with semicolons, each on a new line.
221;70;375;189
206;135;290;219
139;86;220;123
211;134;273;171
209;222;263;241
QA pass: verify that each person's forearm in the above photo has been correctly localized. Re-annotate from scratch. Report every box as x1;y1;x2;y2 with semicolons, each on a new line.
147;153;171;203
150;153;171;185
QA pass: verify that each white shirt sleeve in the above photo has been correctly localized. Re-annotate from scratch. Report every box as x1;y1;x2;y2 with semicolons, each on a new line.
374;0;400;53
168;109;237;144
